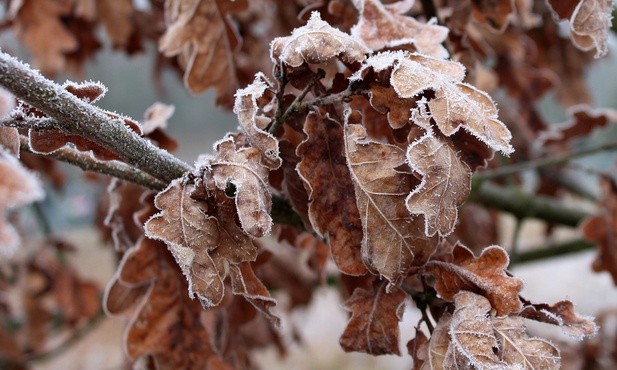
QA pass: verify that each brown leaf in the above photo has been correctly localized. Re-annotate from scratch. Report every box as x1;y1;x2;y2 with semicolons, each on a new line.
538;105;617;146
96;0;135;49
208;137;273;238
353;51;513;154
547;0;613;58
446;291;561;369
406;134;472;236
351;0;449;58
229;261;280;325
296;112;367;276
159;0;244;105
345;123;437;284
581;176;617;284
9;0;77;74
145;178;256;308
233;73;281;169
519;297;597;340
367;85;416;129
270;11;370;67
0;151;44;254
103;180;150;252
340;280;406;355
425;244;524;315
140;102;179;152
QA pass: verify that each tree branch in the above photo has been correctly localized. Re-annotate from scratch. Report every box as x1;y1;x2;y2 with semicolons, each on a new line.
0;50;191;184
19;135;166;190
514;239;596;265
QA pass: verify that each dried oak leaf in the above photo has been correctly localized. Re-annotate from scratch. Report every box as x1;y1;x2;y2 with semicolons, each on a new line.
538;104;617;146
547;0;613;58
108;237;215;369
351;0;449;58
145;178;256;308
340;280;406;355
367;85;416;129
406;134;472;237
9;0;77;74
140;102;179;152
229;261;280;325
159;0;246;106
0;88;18;156
0;151;44;254
581;176;617;284
270;11;370;67
345;123;437;285
425;244;524;316
208;137;273;238
233;73;281;170
352;51;513;154
422;291;561;369
96;0;135;49
296;112;367;276
103;180;151;252
519;297;597;340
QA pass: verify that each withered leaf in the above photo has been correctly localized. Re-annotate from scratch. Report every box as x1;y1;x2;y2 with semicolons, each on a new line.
0;151;44;254
229;262;280;326
406;134;471;237
345;123;437;285
547;0;613;58
340;280;406;355
0;88;17;156
96;0;135;49
270;11;370;67
446;291;561;369
538;105;617;146
159;0;243;105
296;112;367;276
140;102;179;152
352;52;513;154
145;178;256;308
209;137;273;238
233;73;281;170
425;244;524;315
519;297;597;340
351;0;449;58
470;0;514;32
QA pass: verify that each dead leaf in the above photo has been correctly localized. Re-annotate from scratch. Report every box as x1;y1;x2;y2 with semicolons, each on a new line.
229;261;280;325
270;11;370;67
296;112;367;276
159;0;244;106
208;137;273;238
96;0;134;48
0;151;44;254
470;0;515;32
351;0;449;58
345;123;437;285
233;73;281;170
352;51;513;154
140;102;179;152
538;105;617;146
406;134;472;236
145;178;256;308
425;244;524;315
340;280;406;355
519;297;597;340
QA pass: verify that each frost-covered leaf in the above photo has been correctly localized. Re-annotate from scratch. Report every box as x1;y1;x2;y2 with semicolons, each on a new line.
160;0;245;105
345;123;437;284
233;73;281;169
209;137;273;238
270;11;370;67
340;280;406;355
145;178;256;308
547;0;613;58
351;0;449;58
538;105;617;145
352;52;513;154
406;134;471;236
0;87;18;156
229;262;280;325
0;151;44;254
296;112;366;276
140;102;179;152
519;297;597;340
425;244;524;315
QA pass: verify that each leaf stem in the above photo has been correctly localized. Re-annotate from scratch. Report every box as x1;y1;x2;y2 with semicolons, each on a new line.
0;50;191;183
475;140;617;181
19;135;166;191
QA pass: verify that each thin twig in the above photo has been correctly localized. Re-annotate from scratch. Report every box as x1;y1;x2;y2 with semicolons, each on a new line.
19;136;166;191
0;50;191;183
0;115;55;130
509;218;524;267
475;140;617;181
514;239;596;265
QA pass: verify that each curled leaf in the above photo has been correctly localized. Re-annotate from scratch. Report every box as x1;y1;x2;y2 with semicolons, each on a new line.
270;11;370;67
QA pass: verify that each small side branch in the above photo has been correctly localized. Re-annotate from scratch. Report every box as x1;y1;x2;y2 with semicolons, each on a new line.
0;50;191;183
19;136;166;190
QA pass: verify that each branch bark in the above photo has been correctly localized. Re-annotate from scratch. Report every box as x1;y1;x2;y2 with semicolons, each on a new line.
0;50;191;183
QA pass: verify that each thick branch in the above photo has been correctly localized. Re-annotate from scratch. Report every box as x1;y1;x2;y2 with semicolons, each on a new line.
468;182;590;227
0;50;190;183
19;136;166;190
